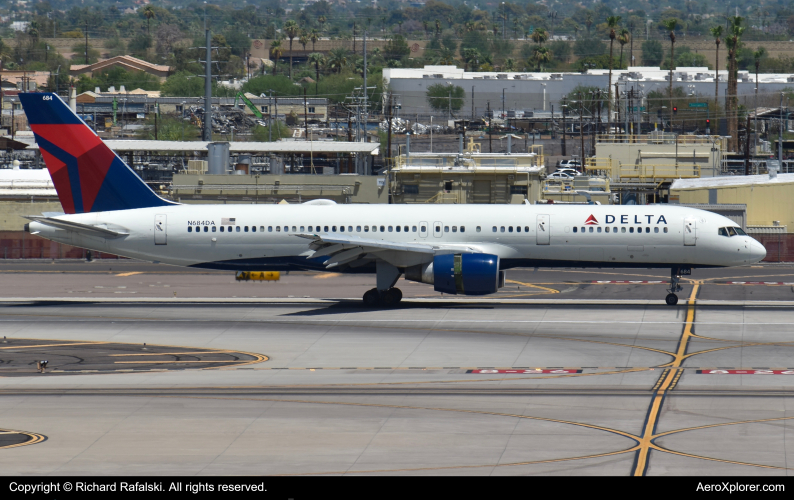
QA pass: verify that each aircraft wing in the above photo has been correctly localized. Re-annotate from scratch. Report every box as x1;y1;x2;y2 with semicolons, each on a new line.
25;216;129;238
293;233;485;268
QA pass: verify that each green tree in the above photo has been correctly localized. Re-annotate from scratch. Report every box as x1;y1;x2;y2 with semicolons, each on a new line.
661;18;678;124
269;39;284;75
252;122;291;141
531;27;548;44
606;16;622;121
726;17;745;152
383;35;410;63
283;20;300;79
532;46;552;71
139;115;199;141
426;83;464;115
617;29;630;68
460;30;490;56
462;48;481;71
642;40;663;66
161;71;205;97
242;75;302;97
142;5;155;35
307;52;325;94
327;47;350;73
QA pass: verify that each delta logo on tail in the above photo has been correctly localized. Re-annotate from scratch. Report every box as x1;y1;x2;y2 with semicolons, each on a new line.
18;93;174;214
585;214;598;225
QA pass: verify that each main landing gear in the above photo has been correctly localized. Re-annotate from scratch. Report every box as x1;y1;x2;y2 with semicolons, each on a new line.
363;287;403;307
665;267;690;306
363;261;403;307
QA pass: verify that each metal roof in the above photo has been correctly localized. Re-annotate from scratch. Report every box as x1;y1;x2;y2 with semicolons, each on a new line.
99;140;380;155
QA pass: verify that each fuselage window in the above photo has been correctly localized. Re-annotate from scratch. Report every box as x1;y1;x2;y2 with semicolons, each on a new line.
573;226;578;233
357;226;362;232
237;226;242;232
373;226;378;233
348;226;353;232
435;226;440;233
229;226;233;232
444;226;449;232
324;226;329;232
283;226;288;232
204;226;209;232
260;226;264;232
270;226;274;232
380;226;385;232
645;227;650;233
364;226;369;232
212;226;216;232
508;226;513;233
388;226;393;232
332;226;337;232
252;226;256;233
476;226;481;232
493;226;497;232
597;227;602;233
581;227;585;233
404;226;409;232
655;227;659;233
244;226;249;232
621;227;626;233
629;227;634;233
589;227;593;233
452;226;457;232
461;226;466;232
218;226;223;232
664;227;668;233
605;227;610;233
524;226;529;232
340;226;345;232
396;226;401;232
500;226;505;233
300;226;305;232
188;226;192;232
292;226;296;232
516;226;521;233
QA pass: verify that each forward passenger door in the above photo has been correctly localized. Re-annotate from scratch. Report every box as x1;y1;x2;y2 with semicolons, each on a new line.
536;215;550;245
684;217;697;246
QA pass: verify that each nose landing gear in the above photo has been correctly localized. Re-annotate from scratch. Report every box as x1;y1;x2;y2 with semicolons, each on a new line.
665;267;691;306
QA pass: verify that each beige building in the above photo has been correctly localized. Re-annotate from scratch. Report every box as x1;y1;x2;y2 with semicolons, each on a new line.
70;55;171;81
389;139;545;204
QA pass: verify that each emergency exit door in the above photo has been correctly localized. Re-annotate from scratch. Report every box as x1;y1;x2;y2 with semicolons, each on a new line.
154;214;167;245
536;214;550;245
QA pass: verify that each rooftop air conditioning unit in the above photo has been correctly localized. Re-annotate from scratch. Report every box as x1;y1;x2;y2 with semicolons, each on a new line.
496;74;508;79
787;75;794;83
550;73;563;80
433;74;444;78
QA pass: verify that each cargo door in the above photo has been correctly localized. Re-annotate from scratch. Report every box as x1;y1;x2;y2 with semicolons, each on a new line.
536;214;550;245
154;214;167;245
472;180;492;204
684;217;696;246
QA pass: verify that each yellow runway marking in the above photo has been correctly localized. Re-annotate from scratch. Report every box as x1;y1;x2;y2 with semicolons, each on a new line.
505;280;560;294
0;428;46;450
633;284;699;476
115;271;143;277
314;273;341;279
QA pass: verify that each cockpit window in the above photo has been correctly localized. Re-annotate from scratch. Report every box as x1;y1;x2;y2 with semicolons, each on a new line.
719;226;747;237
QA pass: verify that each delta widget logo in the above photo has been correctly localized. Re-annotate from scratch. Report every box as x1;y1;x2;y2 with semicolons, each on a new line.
585;214;598;225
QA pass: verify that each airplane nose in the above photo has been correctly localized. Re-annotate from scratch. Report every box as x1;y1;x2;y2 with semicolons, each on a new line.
750;239;767;263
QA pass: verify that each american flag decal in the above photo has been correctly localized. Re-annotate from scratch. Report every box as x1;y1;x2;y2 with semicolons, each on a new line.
221;218;236;225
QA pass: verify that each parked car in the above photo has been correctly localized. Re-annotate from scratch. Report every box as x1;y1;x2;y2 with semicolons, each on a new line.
556;167;582;177
557;159;581;169
547;171;574;181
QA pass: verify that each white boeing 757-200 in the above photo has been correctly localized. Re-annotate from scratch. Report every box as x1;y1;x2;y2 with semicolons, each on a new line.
20;93;766;306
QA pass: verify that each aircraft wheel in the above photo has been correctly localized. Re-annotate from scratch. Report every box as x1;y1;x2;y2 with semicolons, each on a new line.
665;293;679;306
363;288;380;307
381;288;402;306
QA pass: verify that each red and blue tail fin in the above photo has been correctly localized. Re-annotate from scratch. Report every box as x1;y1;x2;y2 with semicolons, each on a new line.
20;92;176;214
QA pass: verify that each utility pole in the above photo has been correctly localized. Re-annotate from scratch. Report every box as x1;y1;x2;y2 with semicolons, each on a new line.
387;92;393;170
268;90;273;141
779;92;784;167
744;114;751;176
561;101;567;156
84;21;89;64
579;94;584;160
488;101;493;153
203;12;212;142
363;31;367;143
154;101;159;140
303;87;309;141
471;85;475;121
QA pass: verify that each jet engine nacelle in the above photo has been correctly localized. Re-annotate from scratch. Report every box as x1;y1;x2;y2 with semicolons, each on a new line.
405;253;504;295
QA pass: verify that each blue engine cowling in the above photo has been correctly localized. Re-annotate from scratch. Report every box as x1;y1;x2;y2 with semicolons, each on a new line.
433;253;500;295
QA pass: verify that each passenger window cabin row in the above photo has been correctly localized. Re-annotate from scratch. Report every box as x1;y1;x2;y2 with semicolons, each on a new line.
573;226;669;234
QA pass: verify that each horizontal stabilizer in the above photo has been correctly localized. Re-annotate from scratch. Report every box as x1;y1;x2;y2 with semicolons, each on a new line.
25;216;129;238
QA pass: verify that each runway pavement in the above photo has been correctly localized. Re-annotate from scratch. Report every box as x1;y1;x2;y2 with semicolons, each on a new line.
2;262;794;475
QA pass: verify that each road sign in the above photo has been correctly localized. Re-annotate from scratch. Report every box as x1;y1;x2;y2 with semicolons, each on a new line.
689;102;708;108
630;107;646;112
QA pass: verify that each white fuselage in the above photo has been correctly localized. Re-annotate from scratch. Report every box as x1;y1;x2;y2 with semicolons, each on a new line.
28;204;766;271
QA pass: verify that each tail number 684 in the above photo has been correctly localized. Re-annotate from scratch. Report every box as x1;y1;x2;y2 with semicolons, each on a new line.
42;95;52;101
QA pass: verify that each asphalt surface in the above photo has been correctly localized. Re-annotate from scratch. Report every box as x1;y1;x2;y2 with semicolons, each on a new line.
2;262;794;475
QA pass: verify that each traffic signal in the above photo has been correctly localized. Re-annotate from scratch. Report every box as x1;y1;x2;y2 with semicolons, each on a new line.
706;119;710;125
673;107;678;115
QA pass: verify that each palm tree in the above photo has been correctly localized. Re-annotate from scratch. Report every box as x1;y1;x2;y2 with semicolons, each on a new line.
269;39;284;75
462;48;480;72
283;20;300;80
143;5;155;35
318;16;326;32
585;14;593;36
662;18;678;129
533;46;552;71
309;29;320;52
299;32;308;53
327;47;349;74
617;29;630;68
726;17;745;152
422;20;429;39
504;57;516;72
606;16;621;123
307;52;324;95
710;26;723;110
435;19;441;38
530;28;548;44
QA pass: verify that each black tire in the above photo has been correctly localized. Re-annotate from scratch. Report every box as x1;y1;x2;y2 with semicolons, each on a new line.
363;289;380;307
391;288;403;303
381;289;398;306
665;293;679;306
